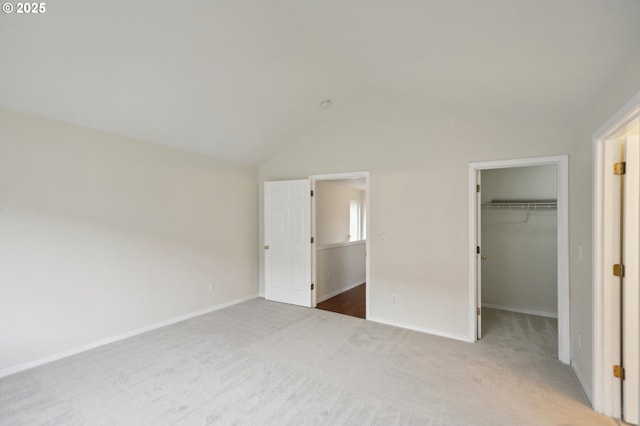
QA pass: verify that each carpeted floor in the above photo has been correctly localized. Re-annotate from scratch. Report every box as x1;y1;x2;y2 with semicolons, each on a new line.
0;299;613;425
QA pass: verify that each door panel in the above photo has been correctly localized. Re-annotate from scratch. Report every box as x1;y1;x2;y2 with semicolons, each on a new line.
264;180;312;307
624;135;639;425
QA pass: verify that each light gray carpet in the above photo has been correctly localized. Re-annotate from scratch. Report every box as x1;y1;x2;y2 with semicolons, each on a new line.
0;300;613;425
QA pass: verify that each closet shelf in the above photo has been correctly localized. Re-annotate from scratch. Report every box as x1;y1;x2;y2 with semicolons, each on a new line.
481;199;557;210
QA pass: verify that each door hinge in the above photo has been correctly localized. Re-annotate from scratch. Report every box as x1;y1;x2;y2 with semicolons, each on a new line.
476;184;480;193
613;264;625;277
311;237;314;244
614;162;626;175
311;283;315;290
477;307;481;315
613;365;625;380
476;246;480;254
310;190;314;197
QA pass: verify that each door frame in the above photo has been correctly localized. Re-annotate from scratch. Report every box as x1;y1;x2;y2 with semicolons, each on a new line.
309;171;370;317
468;155;570;364
592;90;640;416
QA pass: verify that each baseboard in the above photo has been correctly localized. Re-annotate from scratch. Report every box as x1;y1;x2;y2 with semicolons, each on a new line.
0;294;258;379
481;303;558;319
367;316;472;343
317;280;365;303
571;361;593;406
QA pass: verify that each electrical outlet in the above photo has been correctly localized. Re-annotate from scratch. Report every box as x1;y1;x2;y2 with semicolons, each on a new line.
208;283;214;292
392;294;397;304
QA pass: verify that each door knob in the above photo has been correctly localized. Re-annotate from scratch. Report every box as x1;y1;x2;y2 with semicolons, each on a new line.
264;245;270;250
481;255;487;260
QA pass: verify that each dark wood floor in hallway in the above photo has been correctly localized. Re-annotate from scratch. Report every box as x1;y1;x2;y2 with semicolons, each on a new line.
316;284;366;319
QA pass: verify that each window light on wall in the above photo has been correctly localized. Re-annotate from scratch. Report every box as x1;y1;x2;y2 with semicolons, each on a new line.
349;200;361;241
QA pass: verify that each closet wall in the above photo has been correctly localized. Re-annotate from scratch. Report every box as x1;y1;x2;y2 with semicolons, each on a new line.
315;180;366;302
481;165;558;317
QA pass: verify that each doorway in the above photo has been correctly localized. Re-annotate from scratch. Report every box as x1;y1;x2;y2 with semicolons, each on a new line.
468;156;570;364
263;172;370;318
480;165;559;350
593;94;639;424
311;172;369;319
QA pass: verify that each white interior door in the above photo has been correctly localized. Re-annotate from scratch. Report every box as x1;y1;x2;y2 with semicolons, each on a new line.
624;135;639;425
605;136;639;424
264;179;312;307
476;171;482;340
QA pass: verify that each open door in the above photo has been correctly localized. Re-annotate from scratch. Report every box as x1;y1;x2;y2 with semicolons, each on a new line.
476;170;482;340
264;179;312;307
622;135;639;424
605;135;639;424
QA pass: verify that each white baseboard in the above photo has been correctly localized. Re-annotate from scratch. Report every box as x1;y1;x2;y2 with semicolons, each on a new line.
317;280;365;303
0;294;258;379
367;316;472;343
571;361;593;406
482;303;558;319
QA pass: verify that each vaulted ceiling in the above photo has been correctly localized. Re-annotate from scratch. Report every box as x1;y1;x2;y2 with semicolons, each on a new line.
1;1;639;163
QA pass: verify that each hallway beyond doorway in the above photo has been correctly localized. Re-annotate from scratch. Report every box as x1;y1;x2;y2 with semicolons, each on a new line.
316;283;366;319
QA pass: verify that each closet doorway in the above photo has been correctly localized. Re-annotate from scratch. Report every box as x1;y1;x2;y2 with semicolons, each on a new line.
468;156;569;364
310;172;369;319
480;166;558;357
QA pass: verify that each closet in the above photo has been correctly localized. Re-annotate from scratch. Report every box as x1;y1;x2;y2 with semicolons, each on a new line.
480;165;558;324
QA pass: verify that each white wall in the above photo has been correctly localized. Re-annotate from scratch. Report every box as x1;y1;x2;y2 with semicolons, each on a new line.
316;180;364;244
316;242;366;301
259;96;575;340
0;108;258;373
481;166;557;316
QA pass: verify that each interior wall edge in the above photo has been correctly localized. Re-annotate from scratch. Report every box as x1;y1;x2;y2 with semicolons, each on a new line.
571;361;593;406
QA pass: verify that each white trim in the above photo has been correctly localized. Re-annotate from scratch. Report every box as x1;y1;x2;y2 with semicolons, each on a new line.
0;294;258;379
368;316;472;343
572;361;594;406
317;280;366;303
468;155;570;364
482;303;558;319
592;89;640;416
310;171;370;319
317;240;366;250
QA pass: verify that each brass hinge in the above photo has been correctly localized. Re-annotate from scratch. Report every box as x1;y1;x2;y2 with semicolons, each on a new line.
311;237;314;244
613;264;625;277
311;283;315;290
477;308;481;315
613;365;625;380
476;246;480;254
614;162;626;175
310;190;314;197
476;184;480;193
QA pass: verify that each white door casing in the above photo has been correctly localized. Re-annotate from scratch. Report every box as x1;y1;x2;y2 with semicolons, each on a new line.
592;91;640;419
600;136;639;423
264;180;312;307
476;170;482;340
468;155;570;364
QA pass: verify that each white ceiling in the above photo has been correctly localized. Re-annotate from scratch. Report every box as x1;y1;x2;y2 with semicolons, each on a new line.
1;1;639;164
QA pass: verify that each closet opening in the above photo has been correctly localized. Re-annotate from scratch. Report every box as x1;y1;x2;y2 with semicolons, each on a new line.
310;172;369;319
481;166;558;358
468;156;569;364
